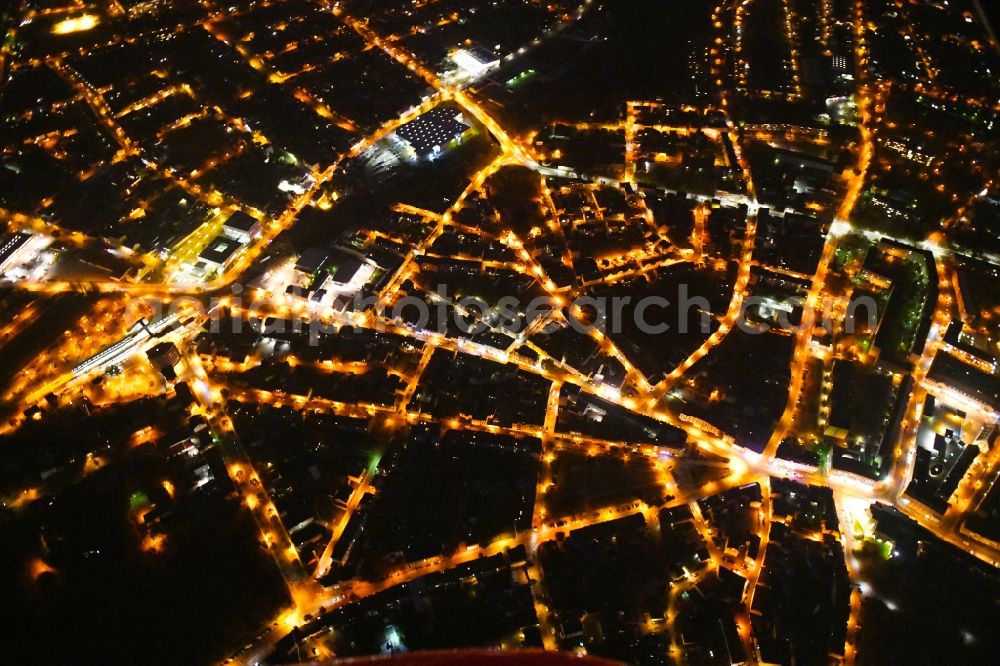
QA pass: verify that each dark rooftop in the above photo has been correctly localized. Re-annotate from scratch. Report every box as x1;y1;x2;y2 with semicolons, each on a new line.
223;210;260;233
198;235;242;266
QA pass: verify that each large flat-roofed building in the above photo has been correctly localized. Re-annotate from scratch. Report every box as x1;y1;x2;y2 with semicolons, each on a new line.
926;352;1000;418
283;247;376;308
222;211;262;244
198;235;243;272
451;46;501;78
394;106;470;160
942;320;997;374
294;248;329;276
328;251;364;286
0;233;33;271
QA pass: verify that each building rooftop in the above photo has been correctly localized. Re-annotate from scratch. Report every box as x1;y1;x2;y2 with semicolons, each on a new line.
451;46;501;77
928;353;1000;411
0;233;32;266
198;235;242;266
327;250;364;285
295;248;329;275
395;106;470;156
223;210;260;233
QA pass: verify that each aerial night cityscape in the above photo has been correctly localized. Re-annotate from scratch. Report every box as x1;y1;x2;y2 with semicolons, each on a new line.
0;0;999;664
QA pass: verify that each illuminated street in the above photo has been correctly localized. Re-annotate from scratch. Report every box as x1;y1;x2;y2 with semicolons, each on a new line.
1;0;1000;665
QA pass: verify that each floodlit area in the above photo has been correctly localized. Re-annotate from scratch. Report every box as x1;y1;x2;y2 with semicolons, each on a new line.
50;14;100;35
